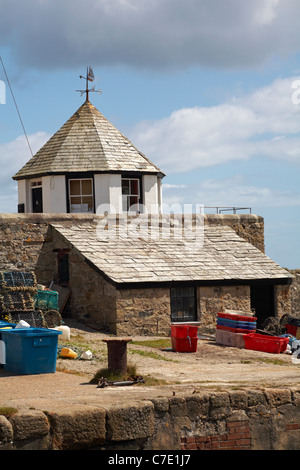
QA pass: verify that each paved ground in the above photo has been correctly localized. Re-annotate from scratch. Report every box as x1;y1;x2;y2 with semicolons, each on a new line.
1;321;300;412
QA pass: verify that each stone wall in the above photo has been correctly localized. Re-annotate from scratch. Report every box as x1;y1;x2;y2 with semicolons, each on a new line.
116;287;171;336
275;284;292;317
0;213;292;336
0;213;265;272
197;285;251;332
1;387;300;450
204;214;265;252
289;269;300;317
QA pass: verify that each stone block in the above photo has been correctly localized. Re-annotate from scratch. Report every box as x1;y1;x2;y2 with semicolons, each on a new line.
106;401;154;442
0;415;13;444
10;410;49;442
264;388;292;407
47;405;106;450
185;393;210;419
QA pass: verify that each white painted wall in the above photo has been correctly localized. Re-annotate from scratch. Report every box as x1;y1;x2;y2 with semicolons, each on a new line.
42;175;67;213
17;179;29;211
18;172;163;214
94;174;122;214
142;174;161;214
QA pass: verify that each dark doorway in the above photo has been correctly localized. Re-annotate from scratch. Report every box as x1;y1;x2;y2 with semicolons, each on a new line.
32;187;43;213
250;285;275;328
57;251;69;286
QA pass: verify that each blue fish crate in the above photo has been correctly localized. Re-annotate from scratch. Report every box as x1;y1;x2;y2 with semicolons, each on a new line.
1;328;62;375
217;317;256;330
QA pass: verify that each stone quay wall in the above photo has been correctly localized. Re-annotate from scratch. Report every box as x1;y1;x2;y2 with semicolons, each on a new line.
1;387;300;450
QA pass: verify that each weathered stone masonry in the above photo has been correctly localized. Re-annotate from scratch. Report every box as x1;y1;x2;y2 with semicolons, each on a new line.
0;213;295;336
1;388;300;450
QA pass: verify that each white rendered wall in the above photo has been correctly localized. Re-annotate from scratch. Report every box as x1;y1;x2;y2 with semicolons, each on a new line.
142;174;161;214
17;179;29;211
94;174;122;214
42;175;67;213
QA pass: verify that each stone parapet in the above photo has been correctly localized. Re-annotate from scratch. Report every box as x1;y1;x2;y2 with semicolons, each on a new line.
1;387;300;450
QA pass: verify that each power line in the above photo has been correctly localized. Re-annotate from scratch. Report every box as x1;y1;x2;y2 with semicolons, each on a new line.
0;56;34;158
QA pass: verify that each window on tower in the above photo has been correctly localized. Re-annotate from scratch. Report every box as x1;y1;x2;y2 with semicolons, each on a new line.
122;177;140;212
69;178;94;213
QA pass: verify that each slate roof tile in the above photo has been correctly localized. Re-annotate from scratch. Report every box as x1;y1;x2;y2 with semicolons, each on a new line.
50;215;292;285
13;100;163;180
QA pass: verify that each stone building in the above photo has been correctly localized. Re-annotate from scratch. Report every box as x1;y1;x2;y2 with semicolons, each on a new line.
7;95;293;336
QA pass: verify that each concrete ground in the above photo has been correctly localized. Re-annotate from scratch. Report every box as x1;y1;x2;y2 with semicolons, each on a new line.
0;321;300;412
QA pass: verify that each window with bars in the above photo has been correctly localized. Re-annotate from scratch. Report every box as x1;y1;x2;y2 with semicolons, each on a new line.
122;178;140;212
170;287;197;322
69;178;94;213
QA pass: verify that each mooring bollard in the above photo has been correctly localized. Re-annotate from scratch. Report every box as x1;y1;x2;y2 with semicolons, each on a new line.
103;337;132;375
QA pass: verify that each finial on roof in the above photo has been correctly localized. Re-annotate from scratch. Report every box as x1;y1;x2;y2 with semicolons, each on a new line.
76;66;102;102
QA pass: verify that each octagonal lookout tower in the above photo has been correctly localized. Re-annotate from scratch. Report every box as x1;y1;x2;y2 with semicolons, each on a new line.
13;99;164;215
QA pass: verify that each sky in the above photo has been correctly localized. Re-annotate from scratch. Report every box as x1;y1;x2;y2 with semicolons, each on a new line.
0;0;299;269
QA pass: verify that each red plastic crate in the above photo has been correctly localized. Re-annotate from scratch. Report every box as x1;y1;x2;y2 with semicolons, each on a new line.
171;336;198;353
243;333;289;354
218;312;257;322
171;324;199;339
171;324;199;352
286;325;300;339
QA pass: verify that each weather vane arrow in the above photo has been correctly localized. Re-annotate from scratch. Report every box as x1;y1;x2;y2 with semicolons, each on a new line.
76;66;101;101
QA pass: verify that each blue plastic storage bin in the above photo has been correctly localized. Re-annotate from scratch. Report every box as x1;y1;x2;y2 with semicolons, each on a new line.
1;328;62;375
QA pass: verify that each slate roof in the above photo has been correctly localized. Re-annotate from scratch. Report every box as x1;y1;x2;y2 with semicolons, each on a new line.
13;100;163;180
50;215;292;286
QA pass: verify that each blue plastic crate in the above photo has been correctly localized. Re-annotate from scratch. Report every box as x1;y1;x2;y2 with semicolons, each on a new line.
1;328;62;375
217;318;256;330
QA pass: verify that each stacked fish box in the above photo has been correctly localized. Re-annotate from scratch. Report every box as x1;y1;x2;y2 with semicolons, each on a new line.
216;311;257;348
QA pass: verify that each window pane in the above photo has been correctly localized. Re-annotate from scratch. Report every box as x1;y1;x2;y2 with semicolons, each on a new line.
122;179;130;195
130;179;139;195
129;196;139;210
82;196;93;212
69;180;81;196
70;196;81;205
81;179;92;195
122;195;128;212
170;287;196;322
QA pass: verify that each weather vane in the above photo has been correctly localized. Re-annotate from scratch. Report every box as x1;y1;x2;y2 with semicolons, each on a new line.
76;66;101;101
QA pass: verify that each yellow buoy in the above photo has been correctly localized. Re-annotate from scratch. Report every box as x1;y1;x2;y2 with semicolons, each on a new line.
60;347;78;359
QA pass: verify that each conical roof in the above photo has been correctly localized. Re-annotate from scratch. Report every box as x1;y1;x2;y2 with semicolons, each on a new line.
13;100;164;180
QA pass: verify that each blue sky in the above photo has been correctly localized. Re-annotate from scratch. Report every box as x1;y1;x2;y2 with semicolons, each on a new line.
0;0;299;269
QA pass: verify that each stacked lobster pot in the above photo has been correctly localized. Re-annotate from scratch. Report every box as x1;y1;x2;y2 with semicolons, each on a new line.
216;310;257;348
0;272;45;327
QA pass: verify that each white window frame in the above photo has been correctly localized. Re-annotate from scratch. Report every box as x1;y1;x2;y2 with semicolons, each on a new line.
68;178;94;213
122;177;140;213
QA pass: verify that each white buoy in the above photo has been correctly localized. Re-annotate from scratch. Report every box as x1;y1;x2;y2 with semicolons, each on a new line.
50;325;70;340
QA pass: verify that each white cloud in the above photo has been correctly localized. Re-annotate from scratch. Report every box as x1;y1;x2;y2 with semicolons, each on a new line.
0;131;50;212
131;76;300;173
1;0;300;70
0;132;50;184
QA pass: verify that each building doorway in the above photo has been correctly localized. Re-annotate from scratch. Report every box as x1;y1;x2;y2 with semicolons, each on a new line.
31;187;43;213
250;284;275;328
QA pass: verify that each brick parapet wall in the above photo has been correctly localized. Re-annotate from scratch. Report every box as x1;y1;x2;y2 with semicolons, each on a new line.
1;387;300;450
